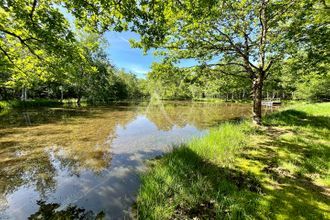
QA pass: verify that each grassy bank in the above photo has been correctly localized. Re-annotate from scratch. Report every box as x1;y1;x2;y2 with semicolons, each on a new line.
0;99;63;110
136;103;330;219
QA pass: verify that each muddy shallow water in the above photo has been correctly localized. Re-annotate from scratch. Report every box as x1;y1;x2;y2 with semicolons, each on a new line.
0;101;256;219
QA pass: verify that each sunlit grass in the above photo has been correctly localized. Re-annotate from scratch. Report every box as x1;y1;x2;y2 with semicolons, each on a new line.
189;122;247;163
136;102;330;219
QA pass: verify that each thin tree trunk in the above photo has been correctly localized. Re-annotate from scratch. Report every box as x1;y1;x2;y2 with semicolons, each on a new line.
77;94;81;107
21;87;27;101
61;90;63;102
252;75;264;125
21;88;24;101
60;86;64;102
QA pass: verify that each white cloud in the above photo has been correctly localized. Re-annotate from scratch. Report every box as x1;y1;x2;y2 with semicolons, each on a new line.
119;36;130;43
125;64;150;77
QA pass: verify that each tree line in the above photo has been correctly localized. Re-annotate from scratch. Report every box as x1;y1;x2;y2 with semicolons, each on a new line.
0;30;147;104
0;0;329;123
146;59;329;102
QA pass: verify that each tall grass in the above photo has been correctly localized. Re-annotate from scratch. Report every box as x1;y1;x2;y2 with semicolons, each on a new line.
189;122;248;163
136;122;260;219
136;102;330;219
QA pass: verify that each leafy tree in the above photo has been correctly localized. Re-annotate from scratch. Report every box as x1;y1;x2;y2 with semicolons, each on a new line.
122;0;327;124
1;0;328;114
293;73;330;101
147;62;192;99
0;0;75;64
116;69;144;99
147;61;251;100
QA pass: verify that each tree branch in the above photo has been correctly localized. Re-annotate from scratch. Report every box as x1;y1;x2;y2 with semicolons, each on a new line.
0;28;42;59
268;0;296;26
30;0;38;21
207;62;247;69
265;59;274;72
212;68;250;79
0;45;25;71
264;58;275;79
0;45;15;65
182;63;250;79
213;26;259;71
258;0;268;71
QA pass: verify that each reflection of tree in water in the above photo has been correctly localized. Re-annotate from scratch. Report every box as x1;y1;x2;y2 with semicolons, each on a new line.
0;107;138;200
144;94;251;131
28;200;105;220
0;152;57;200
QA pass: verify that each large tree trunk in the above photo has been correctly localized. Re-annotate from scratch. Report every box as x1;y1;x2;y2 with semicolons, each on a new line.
252;74;264;125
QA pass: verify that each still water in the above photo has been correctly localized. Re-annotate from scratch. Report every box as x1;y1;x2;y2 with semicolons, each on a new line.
0;101;252;219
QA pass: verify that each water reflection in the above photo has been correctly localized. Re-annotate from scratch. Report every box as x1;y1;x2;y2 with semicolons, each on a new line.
0;102;252;219
28;200;105;220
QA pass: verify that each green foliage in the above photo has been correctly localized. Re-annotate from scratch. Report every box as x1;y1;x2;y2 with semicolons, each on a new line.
294;74;330;101
0;100;10;110
1;0;329;109
0;1;149;103
147;62;192;99
147;61;251;100
1;27;146;103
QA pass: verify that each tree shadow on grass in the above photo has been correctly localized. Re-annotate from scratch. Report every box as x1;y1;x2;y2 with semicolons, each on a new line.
139;147;263;219
138;107;330;219
264;109;330;130
240;148;329;218
240;112;330;219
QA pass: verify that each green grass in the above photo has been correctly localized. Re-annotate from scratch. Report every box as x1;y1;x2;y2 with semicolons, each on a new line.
0;99;63;110
136;102;330;219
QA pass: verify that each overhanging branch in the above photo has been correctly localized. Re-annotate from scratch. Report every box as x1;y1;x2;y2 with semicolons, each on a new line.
183;63;250;79
0;45;24;71
30;0;38;20
0;28;42;59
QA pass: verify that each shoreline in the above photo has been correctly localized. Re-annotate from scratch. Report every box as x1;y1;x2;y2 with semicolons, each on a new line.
135;102;330;219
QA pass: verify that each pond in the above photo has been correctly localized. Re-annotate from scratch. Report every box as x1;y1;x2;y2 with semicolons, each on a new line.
0;101;256;219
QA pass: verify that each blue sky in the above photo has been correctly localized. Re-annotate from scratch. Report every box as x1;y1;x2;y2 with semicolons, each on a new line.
59;6;197;79
103;31;199;78
103;31;160;78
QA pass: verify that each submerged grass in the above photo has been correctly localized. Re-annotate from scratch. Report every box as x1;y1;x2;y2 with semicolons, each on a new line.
136;102;330;219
